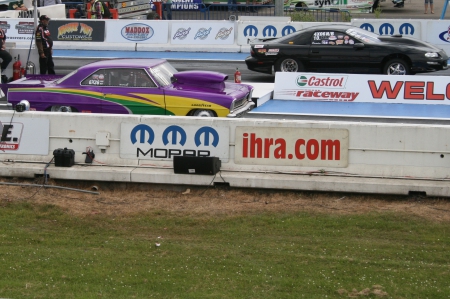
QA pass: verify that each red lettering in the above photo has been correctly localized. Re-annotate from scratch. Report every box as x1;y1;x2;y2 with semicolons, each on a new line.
404;81;424;100
426;82;444;101
273;138;286;159
321;140;340;160
264;138;274;158
250;133;262;158
295;139;305;159
368;80;403;99
306;139;319;160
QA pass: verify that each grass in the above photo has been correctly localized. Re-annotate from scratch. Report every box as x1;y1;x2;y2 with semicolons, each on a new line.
0;201;449;298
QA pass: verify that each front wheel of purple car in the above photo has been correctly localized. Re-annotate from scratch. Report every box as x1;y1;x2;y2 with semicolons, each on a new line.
49;105;78;113
192;109;216;117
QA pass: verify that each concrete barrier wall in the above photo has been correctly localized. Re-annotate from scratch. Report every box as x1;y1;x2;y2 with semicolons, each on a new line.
1;111;449;196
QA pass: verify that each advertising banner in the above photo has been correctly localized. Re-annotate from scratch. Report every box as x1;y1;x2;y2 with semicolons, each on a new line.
274;72;450;104
0;117;49;155
49;20;105;42
151;0;203;11
120;122;229;161
105;20;169;44
351;20;422;39
234;126;349;167
171;21;235;45
0;19;34;42
427;21;450;46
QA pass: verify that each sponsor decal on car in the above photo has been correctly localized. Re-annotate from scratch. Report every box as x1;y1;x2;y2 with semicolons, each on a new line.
254;45;264;48
265;52;278;56
268;49;279;52
121;23;154;41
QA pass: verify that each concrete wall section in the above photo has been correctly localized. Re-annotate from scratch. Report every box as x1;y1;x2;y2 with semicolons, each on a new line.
1;111;449;196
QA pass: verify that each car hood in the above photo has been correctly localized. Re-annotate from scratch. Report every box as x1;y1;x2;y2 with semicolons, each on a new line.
379;35;444;52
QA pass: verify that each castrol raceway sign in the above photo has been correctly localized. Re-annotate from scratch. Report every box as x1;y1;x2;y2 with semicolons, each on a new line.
274;73;450;104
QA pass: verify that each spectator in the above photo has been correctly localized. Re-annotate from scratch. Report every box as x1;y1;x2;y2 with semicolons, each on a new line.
424;0;433;14
228;0;237;11
162;0;172;20
8;0;28;11
246;0;257;12
89;0;103;19
147;11;160;19
35;15;55;74
0;27;12;83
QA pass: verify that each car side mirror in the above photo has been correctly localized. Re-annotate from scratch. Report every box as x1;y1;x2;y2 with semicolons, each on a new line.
353;43;365;49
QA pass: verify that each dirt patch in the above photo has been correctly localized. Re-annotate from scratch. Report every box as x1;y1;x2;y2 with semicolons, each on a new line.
1;177;450;222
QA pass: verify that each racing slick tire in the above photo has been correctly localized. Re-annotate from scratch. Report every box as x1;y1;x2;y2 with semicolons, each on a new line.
192;109;216;117
383;58;411;75
275;57;305;73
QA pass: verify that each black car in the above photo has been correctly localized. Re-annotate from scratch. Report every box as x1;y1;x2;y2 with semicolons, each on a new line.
245;24;448;75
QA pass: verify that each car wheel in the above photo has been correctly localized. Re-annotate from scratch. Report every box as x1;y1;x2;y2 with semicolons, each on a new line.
383;59;410;75
192;109;215;117
275;58;304;73
49;105;76;112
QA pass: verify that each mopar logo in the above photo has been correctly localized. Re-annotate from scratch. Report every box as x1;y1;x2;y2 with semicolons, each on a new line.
263;25;277;37
121;23;154;41
130;124;219;147
399;23;414;35
282;26;296;36
360;23;374;32
243;25;258;37
379;23;394;35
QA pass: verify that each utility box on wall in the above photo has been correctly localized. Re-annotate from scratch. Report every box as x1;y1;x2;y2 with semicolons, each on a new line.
173;156;221;175
53;148;75;167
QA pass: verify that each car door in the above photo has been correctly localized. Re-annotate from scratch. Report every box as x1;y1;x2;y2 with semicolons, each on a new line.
308;30;371;73
101;68;166;115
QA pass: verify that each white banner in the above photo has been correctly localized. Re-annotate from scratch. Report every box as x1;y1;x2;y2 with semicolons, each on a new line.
234;126;349;167
0;117;49;155
427;21;450;47
105;20;169;44
274;72;450;104
171;21;235;45
120;122;229;161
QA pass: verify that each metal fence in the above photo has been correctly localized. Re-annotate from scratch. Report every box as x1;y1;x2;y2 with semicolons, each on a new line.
41;1;352;22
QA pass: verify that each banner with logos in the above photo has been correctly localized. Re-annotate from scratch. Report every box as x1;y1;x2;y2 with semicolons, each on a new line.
0;117;49;155
120;122;230;161
171;21;235;45
104;20;169;44
274;72;450;104
49;20;105;42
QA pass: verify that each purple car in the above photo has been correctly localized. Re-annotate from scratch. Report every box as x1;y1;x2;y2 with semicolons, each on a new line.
4;58;255;117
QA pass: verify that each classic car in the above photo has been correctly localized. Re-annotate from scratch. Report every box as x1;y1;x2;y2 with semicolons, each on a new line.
245;24;448;75
4;59;255;118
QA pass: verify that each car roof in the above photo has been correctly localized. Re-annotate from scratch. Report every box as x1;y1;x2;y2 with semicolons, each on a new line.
302;24;357;31
80;58;167;70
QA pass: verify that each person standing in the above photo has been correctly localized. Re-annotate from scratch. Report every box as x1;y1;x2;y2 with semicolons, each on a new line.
162;0;172;20
424;0;434;14
35;15;55;75
89;0;103;19
0;27;12;83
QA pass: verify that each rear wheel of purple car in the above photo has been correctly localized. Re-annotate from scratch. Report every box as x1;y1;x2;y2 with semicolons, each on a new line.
49;105;78;112
192;110;216;117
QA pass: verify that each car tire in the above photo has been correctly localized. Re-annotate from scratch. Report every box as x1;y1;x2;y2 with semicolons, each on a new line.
192;109;215;117
383;59;410;75
49;105;77;112
275;58;304;73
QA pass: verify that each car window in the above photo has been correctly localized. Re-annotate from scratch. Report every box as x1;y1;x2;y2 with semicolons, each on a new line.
345;28;381;44
311;31;356;46
81;68;157;87
149;61;178;87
